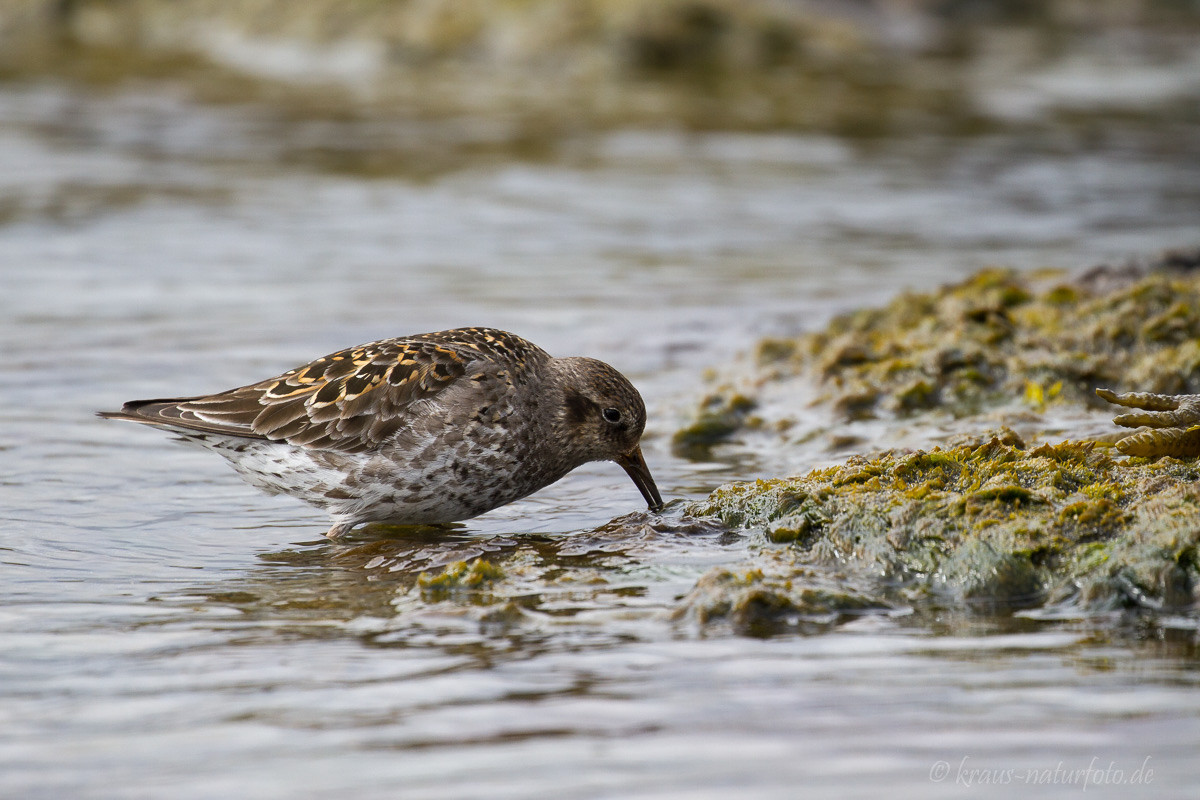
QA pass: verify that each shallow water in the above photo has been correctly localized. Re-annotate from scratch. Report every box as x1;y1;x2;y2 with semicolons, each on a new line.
2;81;1200;798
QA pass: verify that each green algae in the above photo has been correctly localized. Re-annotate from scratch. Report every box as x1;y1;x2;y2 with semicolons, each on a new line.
689;432;1200;616
417;558;505;602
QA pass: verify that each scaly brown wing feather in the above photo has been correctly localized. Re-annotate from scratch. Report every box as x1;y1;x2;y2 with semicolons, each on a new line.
100;328;547;453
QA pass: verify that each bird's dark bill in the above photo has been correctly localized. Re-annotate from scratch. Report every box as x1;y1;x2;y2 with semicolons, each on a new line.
617;446;664;511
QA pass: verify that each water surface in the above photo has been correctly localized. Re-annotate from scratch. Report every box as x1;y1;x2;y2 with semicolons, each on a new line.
2;81;1200;798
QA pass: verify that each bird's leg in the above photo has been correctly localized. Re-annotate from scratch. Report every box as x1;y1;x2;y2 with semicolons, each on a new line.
1096;388;1200;457
325;521;355;539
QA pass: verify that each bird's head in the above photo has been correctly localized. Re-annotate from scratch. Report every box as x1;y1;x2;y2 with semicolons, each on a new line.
552;356;663;511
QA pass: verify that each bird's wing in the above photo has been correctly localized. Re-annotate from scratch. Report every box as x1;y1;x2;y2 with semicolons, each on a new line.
101;338;484;453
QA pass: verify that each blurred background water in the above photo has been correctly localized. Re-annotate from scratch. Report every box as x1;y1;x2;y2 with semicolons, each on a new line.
2;1;1200;797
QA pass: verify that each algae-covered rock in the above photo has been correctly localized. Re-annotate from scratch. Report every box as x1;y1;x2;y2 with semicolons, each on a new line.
672;392;760;458
677;251;1200;454
4;0;1199;153
671;566;891;637
688;432;1200;615
672;563;897;638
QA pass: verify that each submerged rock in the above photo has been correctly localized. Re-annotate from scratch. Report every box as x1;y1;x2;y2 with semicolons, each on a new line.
671;566;892;637
416;557;505;602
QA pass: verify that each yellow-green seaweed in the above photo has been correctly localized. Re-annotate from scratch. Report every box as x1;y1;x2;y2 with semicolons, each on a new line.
416;558;505;602
688;431;1200;616
677;254;1200;451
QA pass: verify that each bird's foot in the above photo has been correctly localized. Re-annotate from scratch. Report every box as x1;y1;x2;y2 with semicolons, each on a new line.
325;522;356;539
1096;388;1200;457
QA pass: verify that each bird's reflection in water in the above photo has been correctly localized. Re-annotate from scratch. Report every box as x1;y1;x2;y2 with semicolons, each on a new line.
183;507;726;642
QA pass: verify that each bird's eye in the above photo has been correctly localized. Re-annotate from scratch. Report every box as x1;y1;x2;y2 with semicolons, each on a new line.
602;407;622;424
